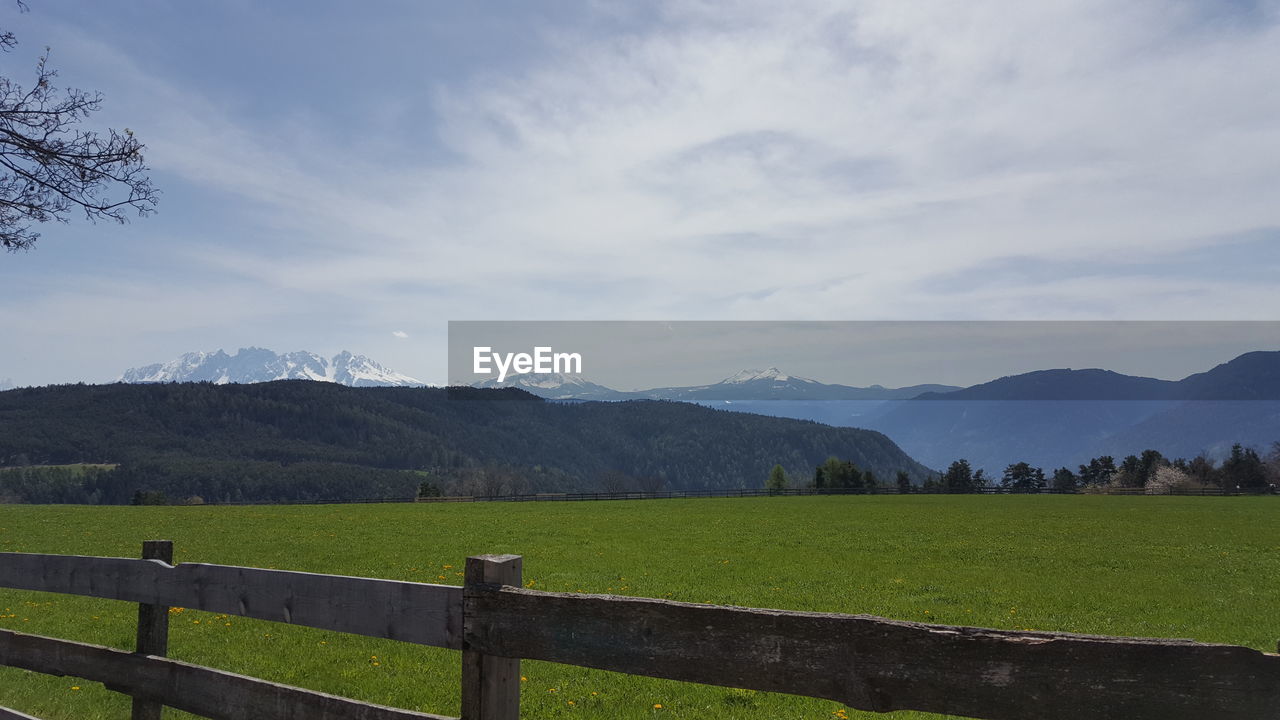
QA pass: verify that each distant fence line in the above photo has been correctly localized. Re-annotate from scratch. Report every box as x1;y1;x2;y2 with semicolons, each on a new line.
188;484;1279;506
419;485;1277;503
2;543;1279;719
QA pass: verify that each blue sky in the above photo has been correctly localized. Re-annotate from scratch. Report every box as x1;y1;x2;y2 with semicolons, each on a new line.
2;0;1279;386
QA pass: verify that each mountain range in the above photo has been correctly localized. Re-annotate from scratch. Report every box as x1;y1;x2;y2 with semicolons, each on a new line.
120;348;423;387
72;347;1280;479
724;352;1280;472
473;367;959;401
473;351;1280;473
913;351;1280;401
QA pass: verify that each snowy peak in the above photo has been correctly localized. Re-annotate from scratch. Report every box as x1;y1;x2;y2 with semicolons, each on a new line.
120;348;424;387
471;373;626;400
720;367;811;385
331;350;422;387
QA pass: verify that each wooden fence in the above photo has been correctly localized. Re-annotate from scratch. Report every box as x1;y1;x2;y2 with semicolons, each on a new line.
1;544;1278;720
196;484;1278;506
423;485;1278;502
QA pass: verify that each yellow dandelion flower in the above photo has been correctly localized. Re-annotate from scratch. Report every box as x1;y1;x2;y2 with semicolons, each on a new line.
654;703;664;709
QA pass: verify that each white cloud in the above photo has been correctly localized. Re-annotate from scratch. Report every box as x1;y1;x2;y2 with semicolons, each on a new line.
384;0;1280;321
6;0;1280;385
392;330;409;339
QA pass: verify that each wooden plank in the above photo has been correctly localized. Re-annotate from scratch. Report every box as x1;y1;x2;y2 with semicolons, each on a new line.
133;540;173;720
0;552;462;649
464;586;1280;720
461;555;522;720
0;707;44;720
0;629;454;720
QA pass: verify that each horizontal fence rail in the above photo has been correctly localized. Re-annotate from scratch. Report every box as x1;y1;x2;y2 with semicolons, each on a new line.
2;547;1279;719
0;630;452;720
465;585;1280;720
0;552;462;649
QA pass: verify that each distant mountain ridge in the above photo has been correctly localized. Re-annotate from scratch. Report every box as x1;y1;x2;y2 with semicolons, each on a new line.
471;367;960;401
475;351;1280;473
121;348;423;387
643;367;959;401
827;351;1280;472
915;351;1280;401
471;372;628;400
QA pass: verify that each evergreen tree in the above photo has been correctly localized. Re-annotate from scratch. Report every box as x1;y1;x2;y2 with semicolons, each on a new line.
766;464;789;492
1001;462;1046;491
1078;456;1116;486
943;459;978;493
1221;443;1267;489
1187;455;1217;486
1051;467;1078;491
814;456;862;489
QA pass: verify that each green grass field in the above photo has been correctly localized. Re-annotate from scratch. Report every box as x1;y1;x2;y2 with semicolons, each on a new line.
1;495;1277;719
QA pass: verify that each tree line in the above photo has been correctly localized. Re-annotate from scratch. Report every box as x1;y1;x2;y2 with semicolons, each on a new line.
771;443;1280;494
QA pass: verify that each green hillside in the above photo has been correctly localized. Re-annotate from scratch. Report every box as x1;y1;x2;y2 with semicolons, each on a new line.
0;382;930;503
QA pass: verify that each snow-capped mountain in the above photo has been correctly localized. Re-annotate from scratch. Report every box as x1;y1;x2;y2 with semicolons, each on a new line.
471;372;628;400
720;367;815;385
0;378;14;391
120;348;424;387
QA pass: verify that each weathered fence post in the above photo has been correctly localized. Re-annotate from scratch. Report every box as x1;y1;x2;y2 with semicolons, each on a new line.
132;540;173;720
462;554;522;720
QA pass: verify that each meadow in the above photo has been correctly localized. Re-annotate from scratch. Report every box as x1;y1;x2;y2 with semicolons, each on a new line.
1;495;1277;719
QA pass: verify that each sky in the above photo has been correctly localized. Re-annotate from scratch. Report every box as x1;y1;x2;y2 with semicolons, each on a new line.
2;0;1279;387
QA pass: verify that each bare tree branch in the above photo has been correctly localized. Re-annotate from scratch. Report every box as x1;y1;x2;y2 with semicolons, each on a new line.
1;3;158;251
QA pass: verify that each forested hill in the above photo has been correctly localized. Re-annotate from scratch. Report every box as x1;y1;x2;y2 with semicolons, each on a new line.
0;381;931;504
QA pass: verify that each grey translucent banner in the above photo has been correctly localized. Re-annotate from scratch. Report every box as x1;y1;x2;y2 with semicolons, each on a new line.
448;320;1280;396
448;321;1280;474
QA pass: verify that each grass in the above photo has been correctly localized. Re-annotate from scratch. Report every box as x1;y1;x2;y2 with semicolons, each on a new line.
0;495;1277;719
